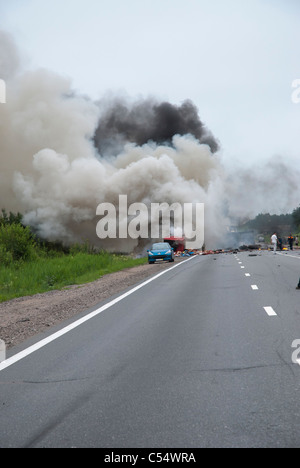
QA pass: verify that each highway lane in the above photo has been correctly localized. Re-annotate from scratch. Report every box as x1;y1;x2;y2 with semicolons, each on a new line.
1;251;300;448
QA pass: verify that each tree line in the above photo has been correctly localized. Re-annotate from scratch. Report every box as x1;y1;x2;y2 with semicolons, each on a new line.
242;208;300;234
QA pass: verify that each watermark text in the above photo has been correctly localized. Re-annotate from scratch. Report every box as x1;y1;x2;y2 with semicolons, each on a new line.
0;79;6;104
291;79;300;104
291;339;300;365
0;340;6;362
96;196;204;249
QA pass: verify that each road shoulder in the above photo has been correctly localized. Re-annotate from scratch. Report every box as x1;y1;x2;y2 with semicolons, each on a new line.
0;259;184;349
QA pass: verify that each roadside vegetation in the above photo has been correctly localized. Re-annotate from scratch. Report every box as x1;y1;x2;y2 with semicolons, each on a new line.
0;210;146;303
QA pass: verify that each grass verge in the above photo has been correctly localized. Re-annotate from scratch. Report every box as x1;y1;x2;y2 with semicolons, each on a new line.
0;252;147;303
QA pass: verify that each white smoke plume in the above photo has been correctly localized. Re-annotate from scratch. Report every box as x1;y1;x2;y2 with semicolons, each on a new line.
1;31;299;252
224;157;300;221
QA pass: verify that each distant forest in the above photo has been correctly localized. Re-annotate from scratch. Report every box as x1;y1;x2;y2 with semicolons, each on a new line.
242;207;300;234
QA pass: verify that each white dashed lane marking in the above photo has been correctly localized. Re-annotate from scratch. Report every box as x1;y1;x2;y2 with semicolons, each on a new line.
264;306;277;317
236;255;279;319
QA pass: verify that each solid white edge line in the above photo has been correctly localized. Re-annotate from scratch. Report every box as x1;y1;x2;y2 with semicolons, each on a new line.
264;306;277;317
277;252;300;260
0;256;197;372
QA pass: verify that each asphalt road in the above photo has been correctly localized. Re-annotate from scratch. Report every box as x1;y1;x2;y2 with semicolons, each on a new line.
1;250;300;448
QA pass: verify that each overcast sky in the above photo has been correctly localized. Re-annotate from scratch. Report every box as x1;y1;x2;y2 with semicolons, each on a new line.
1;0;300;165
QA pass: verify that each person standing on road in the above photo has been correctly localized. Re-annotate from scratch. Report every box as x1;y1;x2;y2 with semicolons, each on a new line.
278;234;283;251
271;232;278;254
288;234;294;251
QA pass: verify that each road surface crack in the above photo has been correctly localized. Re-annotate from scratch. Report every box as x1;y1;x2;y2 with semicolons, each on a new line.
193;363;290;374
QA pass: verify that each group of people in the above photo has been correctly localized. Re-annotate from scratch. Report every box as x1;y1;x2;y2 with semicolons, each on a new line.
271;233;299;253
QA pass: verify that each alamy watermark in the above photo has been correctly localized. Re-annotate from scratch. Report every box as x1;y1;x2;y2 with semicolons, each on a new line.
291;79;300;104
292;340;300;365
0;79;6;104
0;340;6;363
96;196;205;249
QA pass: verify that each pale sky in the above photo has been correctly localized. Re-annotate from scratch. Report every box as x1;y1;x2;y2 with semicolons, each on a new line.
1;0;300;165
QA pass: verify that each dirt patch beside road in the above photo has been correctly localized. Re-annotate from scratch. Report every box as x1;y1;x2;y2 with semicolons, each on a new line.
0;260;184;350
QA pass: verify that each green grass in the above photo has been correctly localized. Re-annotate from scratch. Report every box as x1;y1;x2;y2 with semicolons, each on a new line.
0;252;147;303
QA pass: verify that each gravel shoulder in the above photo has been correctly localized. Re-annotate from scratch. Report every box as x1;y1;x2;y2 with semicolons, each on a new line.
0;260;183;350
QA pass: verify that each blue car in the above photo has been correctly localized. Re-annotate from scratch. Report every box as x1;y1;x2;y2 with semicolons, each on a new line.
148;242;175;264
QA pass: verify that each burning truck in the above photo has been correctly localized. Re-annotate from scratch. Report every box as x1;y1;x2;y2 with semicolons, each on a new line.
163;236;186;253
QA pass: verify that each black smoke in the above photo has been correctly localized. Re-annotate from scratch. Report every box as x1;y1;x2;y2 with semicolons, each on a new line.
94;97;219;155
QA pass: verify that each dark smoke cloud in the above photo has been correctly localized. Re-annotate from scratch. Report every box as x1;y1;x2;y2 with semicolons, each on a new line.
94;97;220;156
